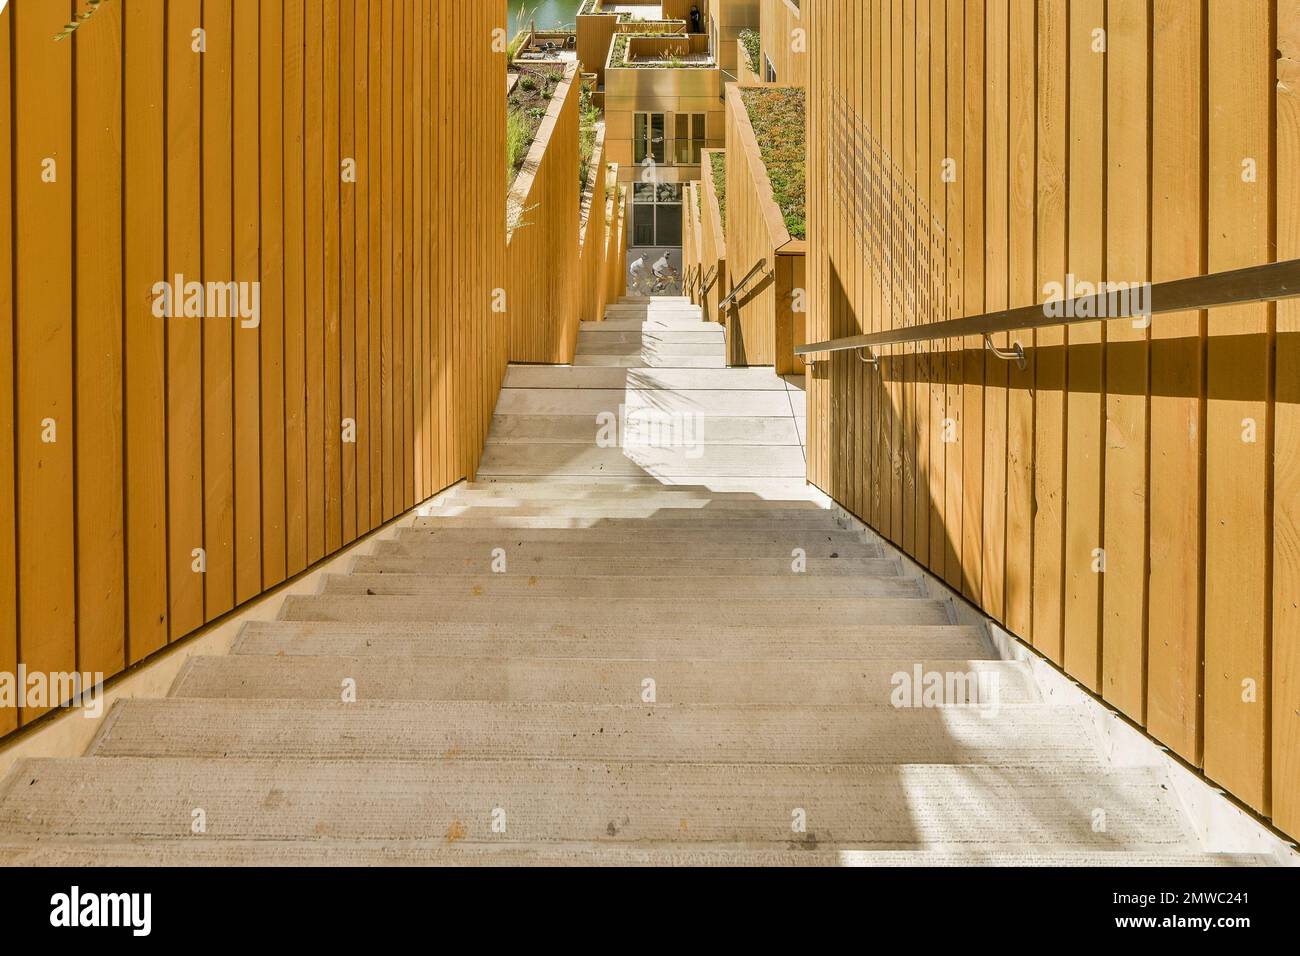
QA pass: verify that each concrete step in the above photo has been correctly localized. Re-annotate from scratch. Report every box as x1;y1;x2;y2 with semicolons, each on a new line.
231;620;994;660
571;354;727;368
577;330;723;344
409;512;843;531
433;490;825;509
278;594;955;627
455;478;824;500
616;295;692;304
396;524;870;547
575;343;724;358
582;319;716;331
477;443;807;478
423;502;829;520
502;366;790;390
0;758;1197;849
180;656;1028;705
492;387;798;417
0;841;1271;867
93;700;1096;764
355;547;895;577
322;573;926;600
486;415;804;446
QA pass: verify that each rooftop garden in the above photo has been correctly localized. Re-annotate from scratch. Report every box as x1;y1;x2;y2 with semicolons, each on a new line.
578;82;601;195
507;67;565;182
709;152;726;229
609;32;714;69
738;29;761;75
740;87;806;239
578;0;673;20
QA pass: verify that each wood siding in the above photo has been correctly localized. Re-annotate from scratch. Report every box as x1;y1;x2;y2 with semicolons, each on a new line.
806;0;1298;838
507;63;582;363
760;0;809;86
0;0;507;732
723;84;806;372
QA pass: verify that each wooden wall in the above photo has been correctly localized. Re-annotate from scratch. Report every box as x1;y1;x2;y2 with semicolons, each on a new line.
507;63;582;363
683;182;703;302
578;131;612;324
760;0;809;85
0;0;507;732
700;148;729;324
806;0;1298;839
723;84;805;371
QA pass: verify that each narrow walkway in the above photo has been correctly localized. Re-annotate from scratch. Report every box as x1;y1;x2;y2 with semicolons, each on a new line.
0;297;1273;865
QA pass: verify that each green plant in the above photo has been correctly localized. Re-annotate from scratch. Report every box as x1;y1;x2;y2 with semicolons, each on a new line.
738;29;761;75
506;106;531;182
578;86;602;196
709;152;727;230
740;87;806;239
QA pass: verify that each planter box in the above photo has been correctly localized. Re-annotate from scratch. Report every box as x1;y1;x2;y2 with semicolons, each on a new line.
722;83;806;372
699;148;729;327
507;63;582;363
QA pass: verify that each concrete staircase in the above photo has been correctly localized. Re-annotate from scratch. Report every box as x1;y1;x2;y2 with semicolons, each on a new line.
0;297;1276;865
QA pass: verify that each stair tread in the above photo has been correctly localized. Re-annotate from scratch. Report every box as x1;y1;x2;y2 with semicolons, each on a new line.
232;621;993;659
354;553;900;577
0;841;1270;867
96;699;1094;763
0;757;1196;848
178;656;1015;704
279;594;954;627
322;573;924;599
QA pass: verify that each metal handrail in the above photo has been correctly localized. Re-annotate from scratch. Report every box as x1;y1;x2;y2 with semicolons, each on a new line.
700;265;717;294
718;258;768;313
795;258;1300;358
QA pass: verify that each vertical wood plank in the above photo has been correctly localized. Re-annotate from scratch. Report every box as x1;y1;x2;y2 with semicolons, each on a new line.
1203;0;1273;813
927;0;948;578
370;0;384;525
1032;0;1067;664
1101;0;1151;721
165;0;205;639
74;0;126;677
982;0;1009;622
943;0;964;590
913;0;931;570
353;0;373;536
1147;0;1205;766
1273;0;1300;839
1062;0;1106;690
123;0;169;662
323;0;342;553
1005;0;1036;640
259;0;288;587
283;0;308;575
961;0;985;602
233;0;262;603
201;0;235;619
14;3;78;703
304;0;325;563
380;0;394;518
0;5;16;734
340;0;358;544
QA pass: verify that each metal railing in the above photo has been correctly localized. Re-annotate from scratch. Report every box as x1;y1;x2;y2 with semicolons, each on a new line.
796;258;1300;367
718;257;768;314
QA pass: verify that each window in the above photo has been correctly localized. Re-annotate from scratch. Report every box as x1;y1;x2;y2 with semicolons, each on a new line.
674;113;706;165
631;182;683;247
764;55;777;83
633;112;666;165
